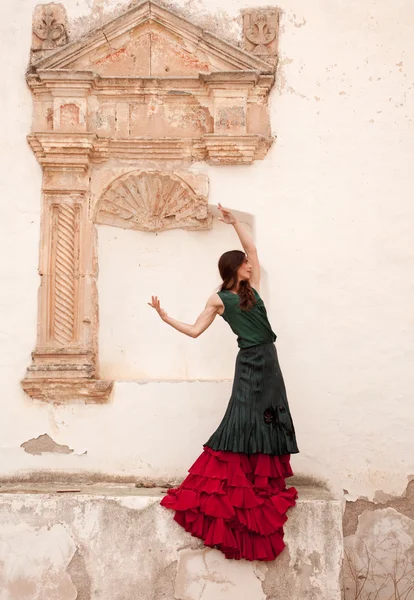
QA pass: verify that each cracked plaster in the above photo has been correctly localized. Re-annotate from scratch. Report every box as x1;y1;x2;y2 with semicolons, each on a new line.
0;487;342;599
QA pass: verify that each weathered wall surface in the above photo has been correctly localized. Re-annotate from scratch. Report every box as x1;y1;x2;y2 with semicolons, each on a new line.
0;485;343;600
98;221;242;380
0;0;413;515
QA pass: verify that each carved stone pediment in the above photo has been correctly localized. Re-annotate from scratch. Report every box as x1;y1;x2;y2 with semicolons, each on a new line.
32;1;274;75
27;1;276;165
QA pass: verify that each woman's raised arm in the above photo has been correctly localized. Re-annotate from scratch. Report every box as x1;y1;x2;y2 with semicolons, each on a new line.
148;294;223;338
218;203;260;290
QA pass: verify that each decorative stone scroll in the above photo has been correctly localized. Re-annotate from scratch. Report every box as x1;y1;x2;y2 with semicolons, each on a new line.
243;9;279;66
32;3;68;55
22;0;278;403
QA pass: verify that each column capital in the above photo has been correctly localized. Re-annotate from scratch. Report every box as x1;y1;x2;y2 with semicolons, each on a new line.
28;132;101;171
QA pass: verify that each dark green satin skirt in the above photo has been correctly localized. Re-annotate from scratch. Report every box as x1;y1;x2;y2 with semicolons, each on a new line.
206;343;299;456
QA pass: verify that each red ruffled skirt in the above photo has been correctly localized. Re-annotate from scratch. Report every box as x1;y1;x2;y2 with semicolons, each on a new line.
161;446;297;561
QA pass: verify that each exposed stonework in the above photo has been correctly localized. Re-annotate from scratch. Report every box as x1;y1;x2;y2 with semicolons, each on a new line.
174;548;266;599
95;170;211;232
343;483;414;599
344;508;414;600
257;488;343;600
0;485;343;600
22;0;277;403
21;433;74;455
0;522;77;599
32;3;68;53
343;480;414;537
66;548;92;600
243;9;279;67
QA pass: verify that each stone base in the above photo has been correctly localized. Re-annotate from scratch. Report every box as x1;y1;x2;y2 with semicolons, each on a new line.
0;484;343;599
20;377;114;403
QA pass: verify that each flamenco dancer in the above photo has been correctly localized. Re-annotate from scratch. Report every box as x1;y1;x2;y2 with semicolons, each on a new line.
148;204;299;561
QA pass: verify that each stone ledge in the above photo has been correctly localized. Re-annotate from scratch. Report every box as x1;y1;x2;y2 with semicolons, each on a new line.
0;482;330;498
0;472;329;489
21;377;114;403
0;484;343;600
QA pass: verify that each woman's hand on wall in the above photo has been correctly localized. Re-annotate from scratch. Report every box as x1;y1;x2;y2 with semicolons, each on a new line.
218;203;236;225
148;296;168;320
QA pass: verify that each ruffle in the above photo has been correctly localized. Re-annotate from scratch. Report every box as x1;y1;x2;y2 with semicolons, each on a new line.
161;446;297;561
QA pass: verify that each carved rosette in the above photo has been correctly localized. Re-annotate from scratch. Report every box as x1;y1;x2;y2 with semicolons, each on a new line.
95;171;211;232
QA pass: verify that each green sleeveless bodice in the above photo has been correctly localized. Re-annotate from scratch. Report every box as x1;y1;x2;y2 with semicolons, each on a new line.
217;289;277;349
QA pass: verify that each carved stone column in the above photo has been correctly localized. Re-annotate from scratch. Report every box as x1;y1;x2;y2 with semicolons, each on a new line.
21;134;113;403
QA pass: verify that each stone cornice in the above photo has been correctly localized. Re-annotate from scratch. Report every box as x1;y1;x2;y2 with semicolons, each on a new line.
30;1;274;74
28;132;274;165
27;70;274;98
28;133;98;170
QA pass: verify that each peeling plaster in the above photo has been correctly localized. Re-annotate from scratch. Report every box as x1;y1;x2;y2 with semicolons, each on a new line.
343;480;414;537
292;15;307;28
275;56;294;93
0;523;77;600
174;548;266;600
66;548;92;600
344;508;414;600
21;434;74;456
0;487;342;599
68;0;241;49
260;547;323;600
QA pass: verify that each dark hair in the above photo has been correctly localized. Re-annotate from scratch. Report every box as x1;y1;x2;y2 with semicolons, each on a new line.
218;250;256;311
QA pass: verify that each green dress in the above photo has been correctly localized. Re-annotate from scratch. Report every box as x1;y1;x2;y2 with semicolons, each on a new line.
161;287;298;562
205;288;299;456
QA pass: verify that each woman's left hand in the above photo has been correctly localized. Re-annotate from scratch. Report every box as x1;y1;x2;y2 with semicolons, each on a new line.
148;296;168;321
218;203;236;225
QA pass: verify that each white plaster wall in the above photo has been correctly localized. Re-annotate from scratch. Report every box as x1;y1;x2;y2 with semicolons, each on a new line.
0;0;413;502
98;220;241;380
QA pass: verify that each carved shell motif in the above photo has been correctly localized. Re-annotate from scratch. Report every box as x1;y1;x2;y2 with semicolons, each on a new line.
95;171;211;232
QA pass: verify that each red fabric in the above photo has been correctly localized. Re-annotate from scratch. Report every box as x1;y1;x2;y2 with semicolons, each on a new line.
161;446;297;561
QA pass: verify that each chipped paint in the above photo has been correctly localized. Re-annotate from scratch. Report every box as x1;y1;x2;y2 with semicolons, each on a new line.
0;523;77;600
343;480;414;538
344;508;414;599
66;548;92;600
174;548;267;600
0;486;342;599
21;434;74;456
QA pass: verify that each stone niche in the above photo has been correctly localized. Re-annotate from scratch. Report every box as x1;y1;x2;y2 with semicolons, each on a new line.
22;0;278;403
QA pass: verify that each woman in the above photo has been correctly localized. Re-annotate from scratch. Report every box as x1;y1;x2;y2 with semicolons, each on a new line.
148;204;299;561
